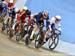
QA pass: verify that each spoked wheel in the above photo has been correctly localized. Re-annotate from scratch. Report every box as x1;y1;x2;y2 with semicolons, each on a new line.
16;33;21;42
2;23;6;32
35;34;44;48
20;29;27;38
48;34;59;50
6;27;10;35
6;23;11;35
9;30;13;39
0;16;4;23
15;25;21;42
2;25;5;31
25;34;30;45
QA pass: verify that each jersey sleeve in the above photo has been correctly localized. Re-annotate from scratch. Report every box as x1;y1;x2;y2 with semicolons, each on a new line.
49;17;56;24
57;22;62;31
36;12;42;25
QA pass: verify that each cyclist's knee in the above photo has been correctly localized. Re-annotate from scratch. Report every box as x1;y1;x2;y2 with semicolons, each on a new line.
33;25;38;31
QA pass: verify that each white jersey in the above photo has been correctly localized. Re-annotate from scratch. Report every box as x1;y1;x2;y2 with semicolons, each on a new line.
48;17;62;31
49;17;56;24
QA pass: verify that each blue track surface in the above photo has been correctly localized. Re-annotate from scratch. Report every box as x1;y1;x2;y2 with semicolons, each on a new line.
25;0;75;43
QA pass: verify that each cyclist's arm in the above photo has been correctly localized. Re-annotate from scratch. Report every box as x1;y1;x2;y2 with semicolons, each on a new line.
27;16;31;26
57;22;62;32
31;13;38;24
47;17;56;31
19;11;25;17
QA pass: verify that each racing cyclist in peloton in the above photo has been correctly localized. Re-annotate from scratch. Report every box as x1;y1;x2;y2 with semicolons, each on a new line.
44;15;62;43
15;6;31;34
30;10;49;41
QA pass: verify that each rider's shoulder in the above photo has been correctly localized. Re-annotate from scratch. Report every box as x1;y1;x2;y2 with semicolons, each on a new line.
48;17;56;24
50;17;56;20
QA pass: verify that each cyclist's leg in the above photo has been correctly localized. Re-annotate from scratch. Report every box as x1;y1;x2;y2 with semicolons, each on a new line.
30;24;38;40
44;25;52;42
50;23;55;39
12;22;17;30
44;29;50;42
15;22;19;33
12;17;17;30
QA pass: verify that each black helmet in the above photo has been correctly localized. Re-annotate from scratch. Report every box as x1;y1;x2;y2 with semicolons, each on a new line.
26;10;31;16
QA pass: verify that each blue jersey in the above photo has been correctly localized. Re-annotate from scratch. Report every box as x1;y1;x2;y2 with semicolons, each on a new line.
36;12;50;29
0;2;7;16
3;4;8;16
35;12;49;27
8;8;16;19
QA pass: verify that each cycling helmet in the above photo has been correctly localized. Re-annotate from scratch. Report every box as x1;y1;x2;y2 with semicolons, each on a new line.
23;6;28;10
42;10;48;18
15;8;19;13
26;10;31;16
55;15;61;20
20;8;24;12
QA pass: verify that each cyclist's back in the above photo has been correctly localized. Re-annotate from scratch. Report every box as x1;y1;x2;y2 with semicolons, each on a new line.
34;12;44;25
17;8;31;25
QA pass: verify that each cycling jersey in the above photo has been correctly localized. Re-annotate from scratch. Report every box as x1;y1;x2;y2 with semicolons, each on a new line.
11;10;16;19
48;17;61;31
3;4;8;16
0;2;7;16
34;12;49;28
8;8;16;18
17;11;31;25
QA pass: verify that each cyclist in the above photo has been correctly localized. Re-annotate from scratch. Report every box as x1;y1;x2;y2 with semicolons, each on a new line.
9;7;16;23
11;7;19;32
0;0;8;17
15;6;31;33
30;10;49;40
44;15;62;42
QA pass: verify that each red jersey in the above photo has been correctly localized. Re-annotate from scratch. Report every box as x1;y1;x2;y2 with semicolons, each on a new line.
17;11;31;25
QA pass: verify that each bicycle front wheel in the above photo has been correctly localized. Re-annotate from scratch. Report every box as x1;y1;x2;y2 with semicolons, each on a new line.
35;34;44;48
48;34;59;50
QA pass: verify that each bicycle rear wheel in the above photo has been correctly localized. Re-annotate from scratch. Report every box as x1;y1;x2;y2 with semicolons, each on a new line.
25;34;30;45
16;33;21;42
9;30;13;39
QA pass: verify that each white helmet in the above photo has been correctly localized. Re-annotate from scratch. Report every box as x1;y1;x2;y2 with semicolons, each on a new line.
15;8;19;13
23;6;28;10
42;10;48;15
42;10;48;18
55;15;61;20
